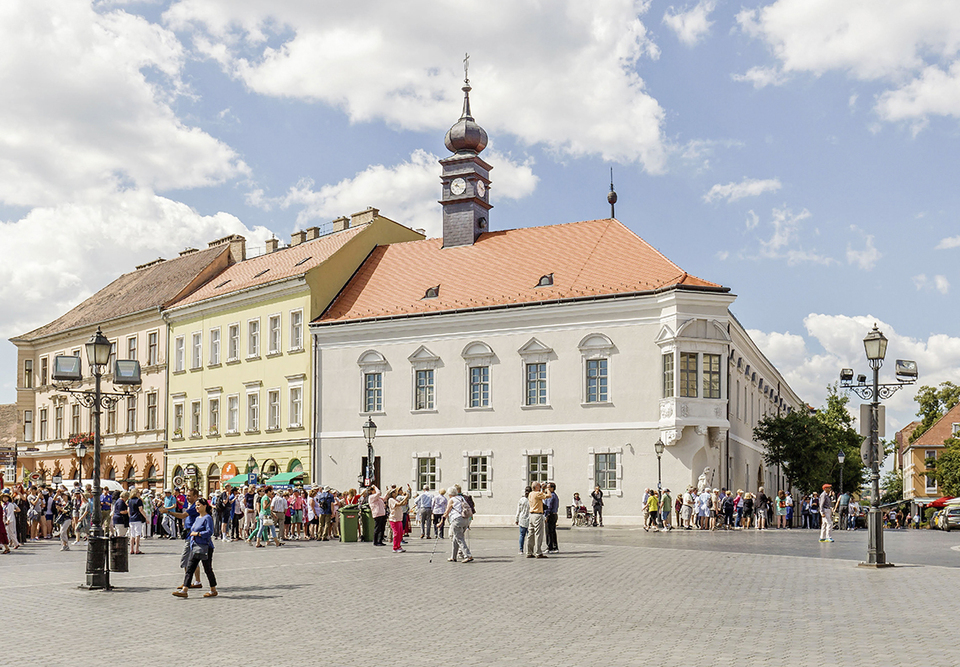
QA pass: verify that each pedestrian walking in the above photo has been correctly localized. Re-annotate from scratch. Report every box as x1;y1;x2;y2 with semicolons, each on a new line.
165;487;204;588
172;497;218;598
819;484;835;543
681;487;694;529
440;486;473;563
112;491;129;537
516;486;531;553
415;486;434;539
660;489;673;530
317;487;334;540
525;483;548;558
741;493;754;529
590;485;604;527
644;491;659;532
128;489;146;554
431;488;447;539
755;488;769;530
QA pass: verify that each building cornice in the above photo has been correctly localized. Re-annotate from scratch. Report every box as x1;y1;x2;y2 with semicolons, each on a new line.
164;277;308;322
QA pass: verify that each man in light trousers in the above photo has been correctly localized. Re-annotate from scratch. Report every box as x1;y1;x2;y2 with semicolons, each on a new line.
819;483;834;543
525;482;549;558
415;486;434;539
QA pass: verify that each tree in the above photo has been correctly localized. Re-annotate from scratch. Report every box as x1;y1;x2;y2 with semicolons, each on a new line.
880;469;903;505
754;393;864;494
928;436;960;497
910;381;960;442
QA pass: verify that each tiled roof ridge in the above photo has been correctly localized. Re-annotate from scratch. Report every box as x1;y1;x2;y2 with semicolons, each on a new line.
913;402;960;446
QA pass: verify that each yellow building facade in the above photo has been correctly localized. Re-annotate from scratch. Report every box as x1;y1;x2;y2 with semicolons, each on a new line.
163;210;422;492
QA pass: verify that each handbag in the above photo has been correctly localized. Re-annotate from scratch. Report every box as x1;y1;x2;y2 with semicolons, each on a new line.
261;515;275;526
190;541;210;558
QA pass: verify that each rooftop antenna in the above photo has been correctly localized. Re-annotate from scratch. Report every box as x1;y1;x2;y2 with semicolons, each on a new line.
607;167;618;219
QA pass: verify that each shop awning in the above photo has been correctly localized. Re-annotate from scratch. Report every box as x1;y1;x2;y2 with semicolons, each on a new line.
264;472;304;486
930;496;956;508
223;474;252;487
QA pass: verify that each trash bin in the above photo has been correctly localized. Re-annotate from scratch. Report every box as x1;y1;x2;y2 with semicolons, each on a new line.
109;535;129;572
566;505;573;519
339;504;359;543
360;504;374;542
86;535;108;574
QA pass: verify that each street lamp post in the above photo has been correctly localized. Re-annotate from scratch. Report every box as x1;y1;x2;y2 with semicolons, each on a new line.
362;417;377;487
839;324;917;569
838;449;845;496
654;438;664;527
52;328;141;589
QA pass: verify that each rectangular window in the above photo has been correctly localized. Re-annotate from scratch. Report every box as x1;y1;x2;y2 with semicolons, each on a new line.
209;328;221;365
268;315;281;354
173;403;184;437
108;342;116;369
105;404;116;435
247;393;259;431
417;457;437;490
228;324;240;361
127;336;137;361
469;366;490;408
679;352;698;398
736;380;741;420
415;369;434;410
39;408;48;441
525;363;547;406
926;450;938;491
23;410;33;442
147;331;158;366
364;372;382;413
247;320;260;357
289;386;303;427
126;396;137;433
268;389;280;430
662;353;674;398
227;396;239;433
468;455;489;492
209;398;220;435
703;354;721;399
290;310;303;350
174;336;185;372
191;332;202;369
55;406;64;439
146;392;158;430
71;404;81;436
954;423;960;435
595;453;617;490
190;400;201;436
40;357;48;385
23;359;33;388
527;454;549;486
586;359;608;403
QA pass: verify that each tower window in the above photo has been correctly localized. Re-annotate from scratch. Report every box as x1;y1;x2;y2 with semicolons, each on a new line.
423;286;440;299
537;273;554;287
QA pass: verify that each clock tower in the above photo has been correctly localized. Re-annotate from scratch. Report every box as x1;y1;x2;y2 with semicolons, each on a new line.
440;65;492;248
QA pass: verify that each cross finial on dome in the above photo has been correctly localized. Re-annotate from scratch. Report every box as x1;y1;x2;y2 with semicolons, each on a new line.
444;55;487;155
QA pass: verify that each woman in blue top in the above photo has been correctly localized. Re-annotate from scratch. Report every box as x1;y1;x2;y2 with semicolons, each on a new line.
173;497;218;598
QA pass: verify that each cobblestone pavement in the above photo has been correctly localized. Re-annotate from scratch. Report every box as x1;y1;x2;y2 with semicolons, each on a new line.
2;527;959;667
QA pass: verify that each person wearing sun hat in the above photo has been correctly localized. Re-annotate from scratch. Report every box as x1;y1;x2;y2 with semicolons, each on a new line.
819;483;835;543
0;489;13;553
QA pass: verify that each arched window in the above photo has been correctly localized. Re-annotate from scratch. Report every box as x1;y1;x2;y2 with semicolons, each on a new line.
288;459;303;474
263;460;279;477
106;467;116;480
207;463;220;495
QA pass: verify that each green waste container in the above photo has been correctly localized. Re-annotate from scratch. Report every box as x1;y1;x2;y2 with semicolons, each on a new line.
360;504;374;543
339;504;359;543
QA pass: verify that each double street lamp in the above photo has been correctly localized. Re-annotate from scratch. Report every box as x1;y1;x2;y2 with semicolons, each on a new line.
839;324;917;568
52;328;141;589
362;417;377;487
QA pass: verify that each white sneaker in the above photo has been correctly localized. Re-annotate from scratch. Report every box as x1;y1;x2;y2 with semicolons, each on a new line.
60;545;70;551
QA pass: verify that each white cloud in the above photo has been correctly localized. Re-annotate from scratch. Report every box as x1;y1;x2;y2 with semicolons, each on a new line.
663;1;716;46
845;226;882;270
745;210;760;230
739;206;833;265
0;0;246;208
732;65;788;88
936;235;960;249
704;177;782;203
736;0;960;125
913;273;949;294
749;314;960;436
935;275;951;294
164;0;670;170
276;149;538;239
716;250;729;261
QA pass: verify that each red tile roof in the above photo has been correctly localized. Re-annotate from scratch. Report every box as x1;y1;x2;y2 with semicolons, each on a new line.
174;225;368;308
318;218;724;324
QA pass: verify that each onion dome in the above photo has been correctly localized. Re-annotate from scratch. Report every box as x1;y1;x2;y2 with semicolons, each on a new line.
444;81;488;155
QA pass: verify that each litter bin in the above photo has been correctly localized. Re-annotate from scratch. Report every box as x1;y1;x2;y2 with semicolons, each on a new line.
109;535;129;572
566;505;573;519
86;535;108;574
339;504;359;543
360;504;374;542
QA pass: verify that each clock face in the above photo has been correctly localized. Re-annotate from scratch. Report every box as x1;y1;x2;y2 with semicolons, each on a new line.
450;178;466;196
476;180;486;197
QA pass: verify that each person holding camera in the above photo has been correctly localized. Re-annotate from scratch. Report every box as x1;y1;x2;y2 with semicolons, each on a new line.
172;497;218;598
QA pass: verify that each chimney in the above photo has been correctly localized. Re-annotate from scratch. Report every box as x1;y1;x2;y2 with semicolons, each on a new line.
136;258;165;270
265;238;279;253
350;206;379;227
179;248;198;256
414;228;426;236
290;230;307;246
331;216;350;232
305;226;321;241
207;233;246;262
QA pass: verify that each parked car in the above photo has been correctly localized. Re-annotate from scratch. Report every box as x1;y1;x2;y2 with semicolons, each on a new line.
942;507;960;532
930;509;944;530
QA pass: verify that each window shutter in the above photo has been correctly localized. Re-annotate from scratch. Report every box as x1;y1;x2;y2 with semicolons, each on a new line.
587;458;595;481
487;461;493;482
547;464;555;481
435;463;441;483
462;455;468;482
521;459;527;481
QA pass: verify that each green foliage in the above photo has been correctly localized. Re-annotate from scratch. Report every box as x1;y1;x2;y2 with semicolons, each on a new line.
880;469;903;505
910;381;960;442
929;436;960;497
754;398;864;494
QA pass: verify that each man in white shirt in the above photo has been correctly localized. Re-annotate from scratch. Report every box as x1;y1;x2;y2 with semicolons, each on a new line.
415;486;434;539
681;487;695;530
819;484;834;543
271;490;288;542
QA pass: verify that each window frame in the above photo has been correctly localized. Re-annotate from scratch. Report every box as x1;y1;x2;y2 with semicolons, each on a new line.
289;309;304;351
363;372;383;414
174;335;185;372
268;314;281;355
585;358;608;403
588;447;624;496
468;365;490;408
247;319;260;358
71;403;81;436
172;401;185;438
414;369;435;411
227;323;240;362
191;332;202;370
23;359;33;389
208;396;220;436
662;352;675;398
147;330;159;366
40;356;48;386
126;335;137;361
39;408;48;441
190;400;201;437
126;396;137;433
226;395;240;434
703;353;722;399
267;388;281;430
209;327;221;366
146;392;158;431
246;389;260;432
417;456;438;491
289;384;303;428
679;352;698;398
525;362;547;406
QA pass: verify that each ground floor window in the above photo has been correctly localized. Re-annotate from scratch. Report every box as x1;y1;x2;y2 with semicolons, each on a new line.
594;453;617;490
468;456;489;492
418;457;437;490
528;454;548;486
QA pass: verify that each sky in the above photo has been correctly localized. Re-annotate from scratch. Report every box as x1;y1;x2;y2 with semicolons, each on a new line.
2;0;960;444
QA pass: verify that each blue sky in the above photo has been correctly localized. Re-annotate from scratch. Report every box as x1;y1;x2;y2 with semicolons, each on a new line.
2;0;960;439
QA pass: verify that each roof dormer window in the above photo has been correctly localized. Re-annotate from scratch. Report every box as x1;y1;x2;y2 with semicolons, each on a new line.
537;273;554;287
215;279;231;289
253;268;270;278
423;285;440;299
294;257;311;267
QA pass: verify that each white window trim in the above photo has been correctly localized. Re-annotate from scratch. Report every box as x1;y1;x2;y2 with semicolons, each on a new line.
225;394;240;434
146;329;160;366
289;309;304;352
209;327;221;366
266;387;281;431
189;399;201;437
579;334;614;405
227;322;241;362
287;375;305;428
462;341;495;410
411;451;441;488
358;350;388;415
518;338;552;409
206;388;222;436
174;335;185;373
520;448;554;483
462;450;493;497
267;312;282;356
409;346;440;413
190;331;202;370
247;318;261;359
587;446;624;497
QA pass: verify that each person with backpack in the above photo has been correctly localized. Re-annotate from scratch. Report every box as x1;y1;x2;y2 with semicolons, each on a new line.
439;486;473;563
